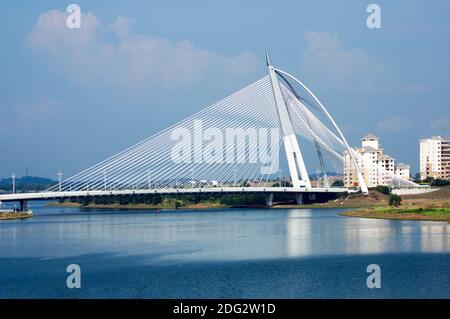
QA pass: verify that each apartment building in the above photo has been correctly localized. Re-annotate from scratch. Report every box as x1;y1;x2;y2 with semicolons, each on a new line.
420;136;450;180
344;133;411;188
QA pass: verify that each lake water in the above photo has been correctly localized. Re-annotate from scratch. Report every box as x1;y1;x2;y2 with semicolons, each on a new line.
0;202;449;298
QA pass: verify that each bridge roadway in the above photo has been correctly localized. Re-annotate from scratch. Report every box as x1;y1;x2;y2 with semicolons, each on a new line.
0;187;350;209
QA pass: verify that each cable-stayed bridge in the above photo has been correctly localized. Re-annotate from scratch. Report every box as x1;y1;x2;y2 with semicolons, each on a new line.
0;52;418;210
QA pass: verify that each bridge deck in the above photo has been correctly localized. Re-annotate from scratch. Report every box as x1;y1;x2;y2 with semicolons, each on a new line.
0;187;349;202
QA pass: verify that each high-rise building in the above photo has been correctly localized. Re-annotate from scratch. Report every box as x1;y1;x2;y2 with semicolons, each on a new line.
394;163;411;180
420;136;450;180
344;133;411;188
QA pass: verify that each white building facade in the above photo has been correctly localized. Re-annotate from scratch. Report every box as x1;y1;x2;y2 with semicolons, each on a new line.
344;134;411;188
420;136;450;180
394;163;411;180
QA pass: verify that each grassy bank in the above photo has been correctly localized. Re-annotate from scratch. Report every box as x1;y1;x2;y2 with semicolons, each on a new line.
339;186;450;222
341;206;450;222
279;186;450;222
0;211;33;220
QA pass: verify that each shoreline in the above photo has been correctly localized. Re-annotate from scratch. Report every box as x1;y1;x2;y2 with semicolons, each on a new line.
24;186;450;222
0;211;33;220
48;201;362;210
340;208;450;222
48;202;231;210
48;203;450;223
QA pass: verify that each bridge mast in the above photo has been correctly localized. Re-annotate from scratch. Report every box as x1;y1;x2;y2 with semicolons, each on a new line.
273;68;369;194
266;51;311;188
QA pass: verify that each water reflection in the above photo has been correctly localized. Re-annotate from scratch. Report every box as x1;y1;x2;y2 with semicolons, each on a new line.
341;217;449;255
420;223;449;252
0;204;449;262
285;210;312;257
284;209;450;257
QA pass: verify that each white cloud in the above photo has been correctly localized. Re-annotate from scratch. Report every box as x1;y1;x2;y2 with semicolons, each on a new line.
300;31;386;92
299;31;431;95
26;10;259;89
377;116;413;133
27;10;101;55
109;16;135;39
430;116;450;133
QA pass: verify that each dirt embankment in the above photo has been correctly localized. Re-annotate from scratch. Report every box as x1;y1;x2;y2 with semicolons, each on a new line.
340;186;450;222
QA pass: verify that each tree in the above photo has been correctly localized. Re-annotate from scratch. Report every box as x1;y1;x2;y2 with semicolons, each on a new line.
413;173;421;183
388;193;402;207
331;180;344;187
431;178;449;187
80;196;92;206
283;181;293;187
219;194;265;206
376;185;391;195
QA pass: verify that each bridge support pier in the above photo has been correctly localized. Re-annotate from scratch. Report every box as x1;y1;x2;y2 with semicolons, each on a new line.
19;200;28;212
295;193;303;205
265;193;274;207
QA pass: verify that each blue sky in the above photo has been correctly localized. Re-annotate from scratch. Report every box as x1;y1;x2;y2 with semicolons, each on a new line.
0;0;449;178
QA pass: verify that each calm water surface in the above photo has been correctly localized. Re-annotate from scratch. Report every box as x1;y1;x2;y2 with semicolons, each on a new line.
0;201;449;298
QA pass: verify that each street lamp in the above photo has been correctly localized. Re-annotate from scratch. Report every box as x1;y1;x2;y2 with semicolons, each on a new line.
278;169;283;187
58;171;63;192
103;170;107;190
147;170;152;189
190;169;195;188
11;173;15;194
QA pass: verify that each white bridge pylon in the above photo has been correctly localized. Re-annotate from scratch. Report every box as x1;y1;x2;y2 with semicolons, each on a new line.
266;52;311;189
44;52;368;194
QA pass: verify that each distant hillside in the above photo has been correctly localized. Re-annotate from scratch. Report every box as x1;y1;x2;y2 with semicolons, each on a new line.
0;176;56;192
